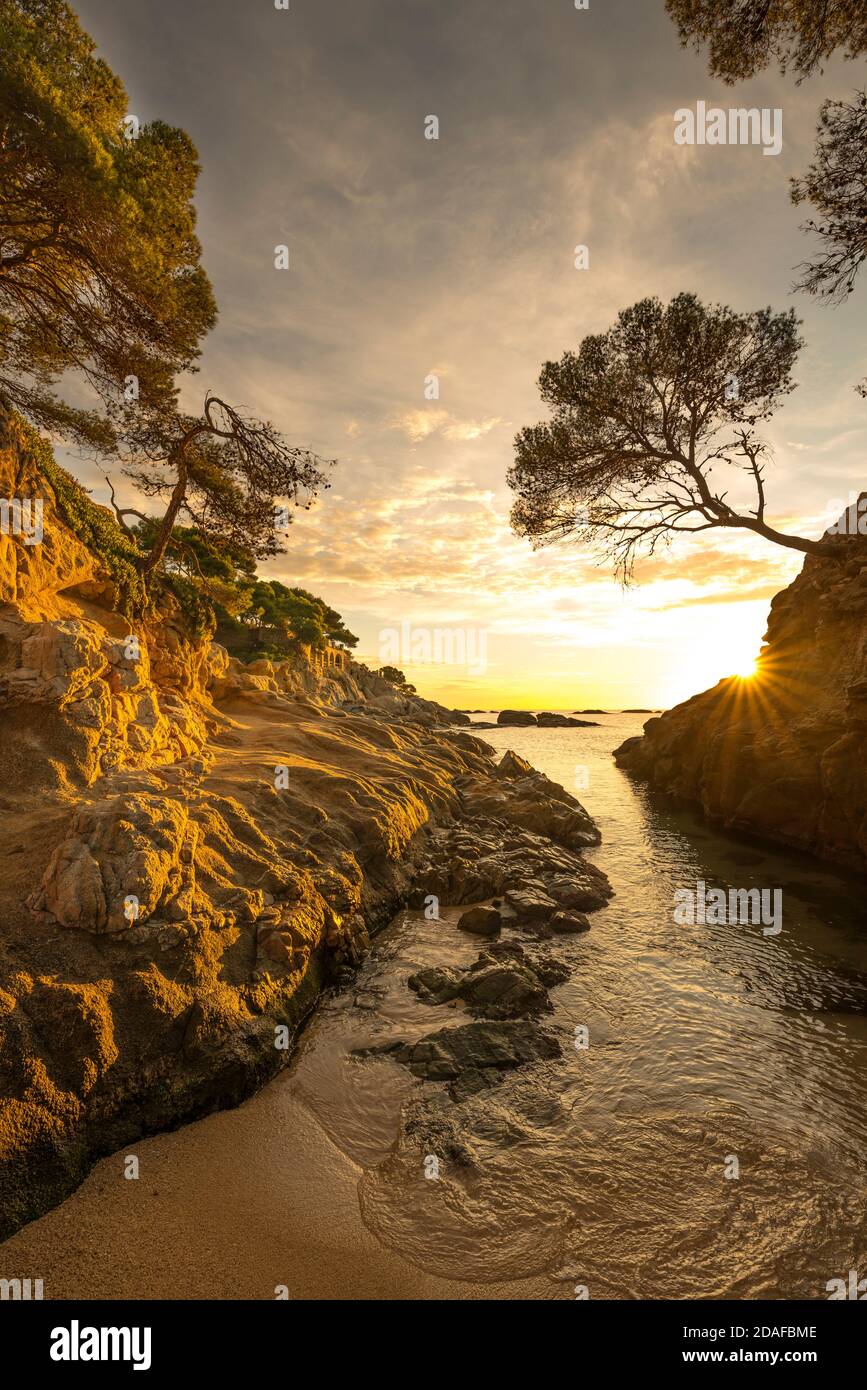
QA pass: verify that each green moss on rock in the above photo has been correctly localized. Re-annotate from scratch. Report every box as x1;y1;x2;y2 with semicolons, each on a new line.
16;418;148;620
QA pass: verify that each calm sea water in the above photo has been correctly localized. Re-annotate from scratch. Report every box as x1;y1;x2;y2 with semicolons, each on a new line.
296;714;867;1297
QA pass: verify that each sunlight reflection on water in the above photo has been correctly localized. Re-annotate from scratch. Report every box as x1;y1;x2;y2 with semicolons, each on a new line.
290;715;867;1298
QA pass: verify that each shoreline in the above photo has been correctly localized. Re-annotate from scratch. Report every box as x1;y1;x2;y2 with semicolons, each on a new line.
0;666;611;1244
0;1062;554;1301
5;718;867;1300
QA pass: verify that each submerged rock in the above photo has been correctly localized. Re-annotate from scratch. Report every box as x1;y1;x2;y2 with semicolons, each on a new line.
536;712;600;727
408;942;569;1019
549;909;591;934
389;1019;562;1099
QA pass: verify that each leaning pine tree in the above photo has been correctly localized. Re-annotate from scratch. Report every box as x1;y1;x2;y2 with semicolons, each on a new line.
108;395;333;579
0;0;216;446
0;0;334;598
508;293;842;582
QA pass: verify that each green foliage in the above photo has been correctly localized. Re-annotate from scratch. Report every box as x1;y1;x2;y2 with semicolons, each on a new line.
0;0;216;447
508;293;832;580
0;2;336;637
133;517;255;589
129;518;257;638
791;91;867;304
283;585;358;650
13;419;353;648
378;666;416;694
160;572;217;641
128;522;356;661
217;577;358;664
17;418;148;619
665;0;867;83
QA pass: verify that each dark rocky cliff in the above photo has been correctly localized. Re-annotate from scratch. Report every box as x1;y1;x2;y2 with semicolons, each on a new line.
615;508;867;871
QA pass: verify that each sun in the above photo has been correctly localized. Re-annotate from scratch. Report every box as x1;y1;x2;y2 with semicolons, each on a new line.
735;657;758;679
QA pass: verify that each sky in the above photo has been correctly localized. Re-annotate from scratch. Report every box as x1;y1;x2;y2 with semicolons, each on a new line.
67;0;867;710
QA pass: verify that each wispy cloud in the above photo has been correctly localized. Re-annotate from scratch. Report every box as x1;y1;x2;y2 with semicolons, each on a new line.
389;409;503;442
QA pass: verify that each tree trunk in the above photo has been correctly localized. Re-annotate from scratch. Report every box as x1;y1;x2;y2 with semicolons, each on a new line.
140;451;189;577
733;516;841;559
140;424;208;577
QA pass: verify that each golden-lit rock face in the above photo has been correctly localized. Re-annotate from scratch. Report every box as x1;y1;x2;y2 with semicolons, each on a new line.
0;415;98;614
615;516;867;872
0;413;609;1239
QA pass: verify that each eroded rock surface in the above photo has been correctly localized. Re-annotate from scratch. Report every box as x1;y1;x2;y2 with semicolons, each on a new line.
0;410;610;1240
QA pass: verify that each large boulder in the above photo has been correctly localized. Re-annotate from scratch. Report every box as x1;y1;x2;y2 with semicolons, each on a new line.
456;904;501;936
28;793;198;933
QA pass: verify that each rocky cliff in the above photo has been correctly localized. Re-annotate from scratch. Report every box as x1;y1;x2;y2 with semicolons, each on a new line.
615;510;867;872
0;412;610;1239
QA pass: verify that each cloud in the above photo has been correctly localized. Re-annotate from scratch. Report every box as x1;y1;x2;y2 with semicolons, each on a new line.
389;409;502;442
649;583;784;610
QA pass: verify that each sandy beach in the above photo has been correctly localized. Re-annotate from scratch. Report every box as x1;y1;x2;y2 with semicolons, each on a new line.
0;1067;551;1301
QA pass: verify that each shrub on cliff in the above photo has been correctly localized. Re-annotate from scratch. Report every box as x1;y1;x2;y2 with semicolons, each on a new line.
378;666;417;695
126;523;357;658
216;578;358;663
12;415;148;619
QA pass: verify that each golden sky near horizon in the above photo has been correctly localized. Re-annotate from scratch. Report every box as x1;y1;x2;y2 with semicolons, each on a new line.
66;0;867;710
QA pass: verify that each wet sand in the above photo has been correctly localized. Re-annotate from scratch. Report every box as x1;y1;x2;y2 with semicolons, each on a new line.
0;1070;551;1301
